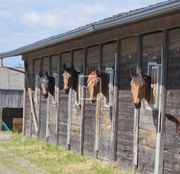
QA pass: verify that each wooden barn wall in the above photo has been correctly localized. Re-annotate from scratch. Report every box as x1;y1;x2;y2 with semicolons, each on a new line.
38;57;49;141
70;49;84;152
164;28;180;174
58;52;71;148
32;59;41;136
22;12;180;174
98;42;116;160
117;37;138;167
24;59;33;136
48;55;59;144
83;46;99;156
137;32;163;174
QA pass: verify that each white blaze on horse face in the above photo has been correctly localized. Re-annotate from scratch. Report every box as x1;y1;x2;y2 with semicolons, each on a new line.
131;82;140;104
63;72;71;90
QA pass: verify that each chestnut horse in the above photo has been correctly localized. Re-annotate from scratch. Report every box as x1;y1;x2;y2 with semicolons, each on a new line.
130;69;180;135
62;64;80;94
87;70;109;103
130;69;151;109
39;72;55;98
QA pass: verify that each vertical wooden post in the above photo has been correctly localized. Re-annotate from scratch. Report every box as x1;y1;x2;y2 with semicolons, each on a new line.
37;58;43;139
94;44;103;158
154;30;168;174
67;51;73;150
0;57;3;67
0;108;3;131
133;35;142;171
56;54;61;145
46;57;51;141
110;40;120;161
22;59;27;135
80;48;87;155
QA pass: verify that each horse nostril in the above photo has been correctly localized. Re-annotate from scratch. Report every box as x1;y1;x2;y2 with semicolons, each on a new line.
43;93;48;98
134;102;141;109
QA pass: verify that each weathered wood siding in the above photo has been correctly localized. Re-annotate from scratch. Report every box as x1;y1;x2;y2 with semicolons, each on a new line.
117;37;138;167
83;46;99;156
137;32;163;174
164;28;180;174
70;49;84;152
23;11;180;174
98;42;116;160
58;52;71;148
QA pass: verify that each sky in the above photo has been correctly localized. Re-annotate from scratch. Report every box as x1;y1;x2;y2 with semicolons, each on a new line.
0;0;165;67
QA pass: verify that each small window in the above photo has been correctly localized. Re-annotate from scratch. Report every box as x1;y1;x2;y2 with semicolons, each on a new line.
105;67;114;106
52;73;58;104
147;62;161;109
34;75;40;104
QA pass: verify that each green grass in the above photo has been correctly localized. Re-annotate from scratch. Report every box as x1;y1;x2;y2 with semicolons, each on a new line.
0;132;132;174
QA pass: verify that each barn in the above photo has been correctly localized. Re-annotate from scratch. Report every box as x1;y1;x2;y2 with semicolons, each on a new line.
0;1;180;173
0;64;24;132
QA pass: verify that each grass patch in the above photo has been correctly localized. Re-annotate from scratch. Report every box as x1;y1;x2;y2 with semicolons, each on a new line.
0;132;132;174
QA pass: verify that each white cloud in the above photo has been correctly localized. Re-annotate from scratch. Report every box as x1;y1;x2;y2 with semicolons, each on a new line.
0;0;164;66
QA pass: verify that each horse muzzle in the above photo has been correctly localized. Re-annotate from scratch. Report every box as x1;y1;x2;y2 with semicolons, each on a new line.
134;102;141;109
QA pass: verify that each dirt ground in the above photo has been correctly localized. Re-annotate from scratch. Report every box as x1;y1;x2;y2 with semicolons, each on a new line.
0;134;46;174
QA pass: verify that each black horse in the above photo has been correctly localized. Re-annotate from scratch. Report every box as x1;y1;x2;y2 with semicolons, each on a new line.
39;72;55;98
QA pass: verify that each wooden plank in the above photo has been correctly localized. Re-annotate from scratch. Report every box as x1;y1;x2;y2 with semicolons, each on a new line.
154;29;168;174
67;51;73;150
133;35;142;171
55;54;61;145
24;61;38;134
0;107;2;131
110;40;120;161
22;60;27;135
45;57;51;140
80;48;87;155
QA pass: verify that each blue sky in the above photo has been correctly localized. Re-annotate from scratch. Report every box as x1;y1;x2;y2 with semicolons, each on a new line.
1;0;164;67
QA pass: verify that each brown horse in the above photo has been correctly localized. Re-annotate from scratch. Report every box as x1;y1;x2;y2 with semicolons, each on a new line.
87;70;109;103
130;69;151;109
39;72;55;98
166;114;180;135
63;64;80;94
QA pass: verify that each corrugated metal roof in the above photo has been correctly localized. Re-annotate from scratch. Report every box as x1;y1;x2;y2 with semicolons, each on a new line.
0;0;180;58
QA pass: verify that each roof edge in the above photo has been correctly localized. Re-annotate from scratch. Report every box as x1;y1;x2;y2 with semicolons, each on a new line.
1;0;180;58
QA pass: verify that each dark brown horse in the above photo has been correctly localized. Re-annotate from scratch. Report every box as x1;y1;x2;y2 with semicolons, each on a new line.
130;69;151;109
62;64;80;94
87;70;109;103
39;72;55;98
166;114;180;135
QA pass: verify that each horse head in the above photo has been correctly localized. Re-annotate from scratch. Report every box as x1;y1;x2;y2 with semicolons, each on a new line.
87;70;109;103
39;72;55;98
62;63;80;94
130;68;151;109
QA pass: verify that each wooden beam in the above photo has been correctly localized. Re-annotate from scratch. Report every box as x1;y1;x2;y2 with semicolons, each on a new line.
67;51;73;150
55;54;61;145
22;60;27;135
24;61;38;134
0;108;3;131
133;35;142;171
79;48;87;155
46;57;51;140
154;29;168;174
110;40;120;161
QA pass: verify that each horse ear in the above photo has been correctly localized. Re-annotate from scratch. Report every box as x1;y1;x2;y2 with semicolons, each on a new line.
140;69;145;77
130;68;135;78
63;63;67;70
39;72;42;77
